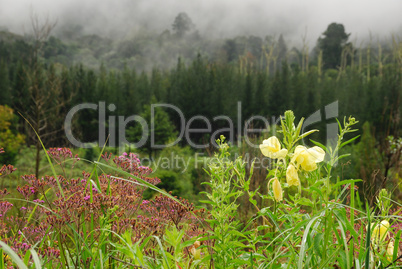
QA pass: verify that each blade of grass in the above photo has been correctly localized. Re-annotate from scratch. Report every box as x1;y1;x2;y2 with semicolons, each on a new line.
318;242;343;269
85;135;109;193
365;202;371;269
95;161;182;205
58;233;68;268
154;235;170;268
0;241;29;269
392;230;401;263
0;249;4;268
31;248;42;269
18;112;65;198
25;188;52;226
298;216;321;269
99;249;104;269
335;218;350;268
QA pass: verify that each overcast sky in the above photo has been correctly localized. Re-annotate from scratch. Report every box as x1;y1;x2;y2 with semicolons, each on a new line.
0;0;401;45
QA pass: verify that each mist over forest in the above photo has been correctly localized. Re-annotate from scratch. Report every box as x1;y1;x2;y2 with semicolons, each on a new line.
1;0;402;71
2;0;402;39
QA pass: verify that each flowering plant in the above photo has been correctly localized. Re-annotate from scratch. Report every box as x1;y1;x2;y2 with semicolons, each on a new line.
202;110;401;268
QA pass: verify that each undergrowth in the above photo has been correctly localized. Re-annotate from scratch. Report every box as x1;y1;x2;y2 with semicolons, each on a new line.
0;110;401;268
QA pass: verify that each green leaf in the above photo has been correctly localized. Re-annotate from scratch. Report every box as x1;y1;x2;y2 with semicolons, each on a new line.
336;118;342;134
340;135;360;148
309;139;327;152
333;208;358;238
310;186;324;199
332;179;362;190
199;200;215;205
23;249;30;265
232;241;248;248
295;197;314;208
335;153;351;162
229;230;248;239
295;117;305;138
313;233;323;258
298;129;319;141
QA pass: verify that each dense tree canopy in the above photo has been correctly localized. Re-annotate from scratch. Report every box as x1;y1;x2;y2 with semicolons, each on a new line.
172;12;195;38
317;23;351;69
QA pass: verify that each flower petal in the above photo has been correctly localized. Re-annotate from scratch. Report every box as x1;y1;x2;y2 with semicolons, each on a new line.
275;148;288;159
307;146;325;163
286;164;299;186
259;144;274;158
272;177;283;202
260;136;285;159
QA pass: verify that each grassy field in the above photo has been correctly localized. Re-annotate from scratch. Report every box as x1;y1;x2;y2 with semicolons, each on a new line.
0;111;401;268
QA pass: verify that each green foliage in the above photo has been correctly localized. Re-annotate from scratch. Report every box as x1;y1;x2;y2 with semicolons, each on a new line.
201;136;249;268
199;112;401;268
0;106;25;164
318;23;351;69
127;99;177;158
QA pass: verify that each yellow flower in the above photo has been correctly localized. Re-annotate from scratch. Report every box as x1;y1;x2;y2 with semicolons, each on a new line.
387;241;394;262
291;145;325;171
269;177;283;202
371;220;390;243
286;164;299;186
259;136;288;159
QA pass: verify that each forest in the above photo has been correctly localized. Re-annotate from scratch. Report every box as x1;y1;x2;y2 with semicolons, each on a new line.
0;20;400;191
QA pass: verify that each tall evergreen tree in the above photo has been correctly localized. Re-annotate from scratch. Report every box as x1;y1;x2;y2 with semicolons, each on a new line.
127;97;176;158
317;23;350;69
276;34;288;70
172;12;195;38
0;61;11;105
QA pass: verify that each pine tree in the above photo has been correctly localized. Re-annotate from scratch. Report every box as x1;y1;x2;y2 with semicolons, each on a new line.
318;23;350;69
127;97;176;158
0;61;11;105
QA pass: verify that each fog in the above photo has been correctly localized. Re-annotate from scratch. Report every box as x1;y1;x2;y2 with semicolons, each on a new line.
1;0;401;46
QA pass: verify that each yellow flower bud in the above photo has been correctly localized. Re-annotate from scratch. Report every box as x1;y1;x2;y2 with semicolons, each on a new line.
286;164;299;186
371;220;390;243
291;145;325;171
259;136;288;159
387;241;394;262
270;177;283;202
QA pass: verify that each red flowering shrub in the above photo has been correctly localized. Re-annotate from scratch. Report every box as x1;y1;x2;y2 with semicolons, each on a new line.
0;149;205;267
